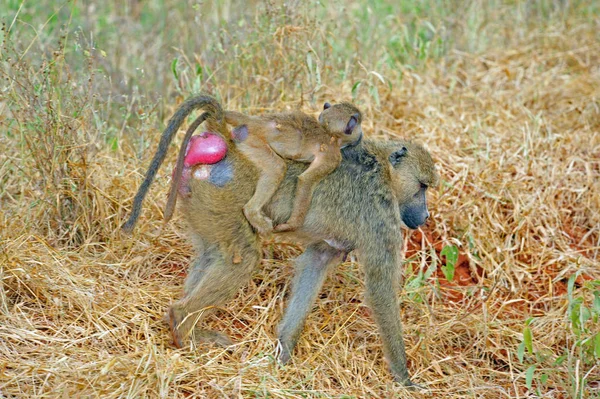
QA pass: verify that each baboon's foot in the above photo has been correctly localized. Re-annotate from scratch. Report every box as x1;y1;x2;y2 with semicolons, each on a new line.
276;340;293;364
274;214;305;232
191;329;234;348
243;205;273;235
394;376;425;391
166;306;184;349
273;220;300;233
165;308;233;350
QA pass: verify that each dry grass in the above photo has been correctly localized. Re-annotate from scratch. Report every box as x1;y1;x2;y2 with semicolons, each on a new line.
1;1;599;398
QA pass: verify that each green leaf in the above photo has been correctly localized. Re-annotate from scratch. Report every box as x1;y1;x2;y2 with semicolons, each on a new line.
523;326;533;354
351;81;361;99
567;272;578;300
369;84;380;106
517;341;525;363
440;245;458;282
554;354;567;366
540;373;548;385
595;332;600;358
525;365;536;391
441;245;459;265
441;263;455;282
580;305;591;327
570;299;583;335
108;136;119;152
592;291;600;315
171;58;179;80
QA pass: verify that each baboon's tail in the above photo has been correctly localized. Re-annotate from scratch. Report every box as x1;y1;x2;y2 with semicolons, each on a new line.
163;111;210;224
122;95;224;233
224;110;251;126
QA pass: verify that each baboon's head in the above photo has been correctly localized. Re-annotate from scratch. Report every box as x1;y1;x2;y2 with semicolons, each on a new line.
384;142;439;229
318;102;363;146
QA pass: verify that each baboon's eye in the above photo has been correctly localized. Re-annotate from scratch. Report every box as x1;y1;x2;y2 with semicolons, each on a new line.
323;102;331;110
420;182;428;190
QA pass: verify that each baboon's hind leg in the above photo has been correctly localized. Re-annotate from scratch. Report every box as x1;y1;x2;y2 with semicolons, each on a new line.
168;239;260;348
277;241;345;363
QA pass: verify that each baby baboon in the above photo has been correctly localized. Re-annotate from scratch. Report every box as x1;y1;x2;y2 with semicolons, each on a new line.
223;103;363;234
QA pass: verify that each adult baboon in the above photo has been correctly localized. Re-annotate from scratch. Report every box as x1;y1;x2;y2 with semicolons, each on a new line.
125;96;438;386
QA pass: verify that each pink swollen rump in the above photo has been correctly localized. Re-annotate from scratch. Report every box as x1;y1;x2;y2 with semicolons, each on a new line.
176;132;228;196
184;132;227;166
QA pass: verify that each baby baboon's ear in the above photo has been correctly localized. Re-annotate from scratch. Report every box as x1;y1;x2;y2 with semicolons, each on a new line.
323;102;331;110
389;147;408;166
344;114;359;135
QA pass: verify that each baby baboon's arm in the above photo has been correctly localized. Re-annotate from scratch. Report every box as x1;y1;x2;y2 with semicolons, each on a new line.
274;140;342;232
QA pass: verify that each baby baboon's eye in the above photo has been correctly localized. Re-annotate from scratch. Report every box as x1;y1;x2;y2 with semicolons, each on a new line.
344;115;358;135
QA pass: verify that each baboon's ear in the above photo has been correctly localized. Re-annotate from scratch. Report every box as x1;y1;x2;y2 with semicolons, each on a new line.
323;102;331;110
389;147;408;166
344;113;359;135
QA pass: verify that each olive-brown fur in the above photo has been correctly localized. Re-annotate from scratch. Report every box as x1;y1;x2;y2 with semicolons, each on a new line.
169;131;438;387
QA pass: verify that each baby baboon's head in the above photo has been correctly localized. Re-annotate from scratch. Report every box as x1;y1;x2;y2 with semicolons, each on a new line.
318;102;363;147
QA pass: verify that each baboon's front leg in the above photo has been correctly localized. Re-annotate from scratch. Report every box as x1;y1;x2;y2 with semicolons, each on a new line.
363;247;415;386
277;241;345;363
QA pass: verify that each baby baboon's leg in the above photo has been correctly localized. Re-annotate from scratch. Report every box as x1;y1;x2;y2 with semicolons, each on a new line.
169;239;261;348
240;141;287;235
274;147;341;232
277;241;344;363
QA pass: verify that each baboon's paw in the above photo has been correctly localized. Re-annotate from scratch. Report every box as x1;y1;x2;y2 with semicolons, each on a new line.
395;377;426;391
243;206;273;235
192;329;234;349
273;222;297;233
275;340;292;364
167;307;184;349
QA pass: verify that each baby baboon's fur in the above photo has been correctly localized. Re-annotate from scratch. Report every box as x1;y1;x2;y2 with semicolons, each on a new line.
223;103;362;234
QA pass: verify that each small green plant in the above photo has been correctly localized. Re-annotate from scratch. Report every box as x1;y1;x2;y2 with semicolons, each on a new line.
440;244;458;282
404;248;437;303
517;274;600;397
566;274;600;363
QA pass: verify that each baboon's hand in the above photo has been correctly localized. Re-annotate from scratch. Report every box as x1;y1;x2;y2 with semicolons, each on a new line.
273;223;296;233
242;205;274;236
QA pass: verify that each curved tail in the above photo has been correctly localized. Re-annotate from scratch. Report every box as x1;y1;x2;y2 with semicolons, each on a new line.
122;95;224;233
224;110;251;126
163;111;210;224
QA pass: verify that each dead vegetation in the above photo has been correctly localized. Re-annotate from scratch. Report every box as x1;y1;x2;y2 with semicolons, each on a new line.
1;1;599;398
